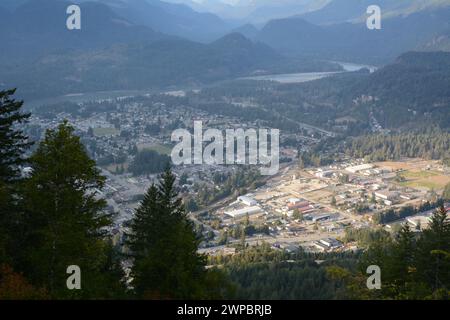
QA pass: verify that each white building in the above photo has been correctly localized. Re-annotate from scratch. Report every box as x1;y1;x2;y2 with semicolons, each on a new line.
224;206;261;218
237;196;257;206
345;164;374;174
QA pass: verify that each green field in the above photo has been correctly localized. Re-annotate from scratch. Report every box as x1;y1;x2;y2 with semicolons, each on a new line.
398;170;450;190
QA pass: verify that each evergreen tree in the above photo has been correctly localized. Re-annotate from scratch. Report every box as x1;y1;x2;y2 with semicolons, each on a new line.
415;206;450;297
20;121;124;298
0;89;31;183
128;167;213;299
0;89;31;266
385;224;416;298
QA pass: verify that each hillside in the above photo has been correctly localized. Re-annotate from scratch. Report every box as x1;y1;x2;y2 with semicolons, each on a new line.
90;0;231;42
349;51;450;128
257;7;450;64
0;0;167;61
1;32;337;100
300;0;450;25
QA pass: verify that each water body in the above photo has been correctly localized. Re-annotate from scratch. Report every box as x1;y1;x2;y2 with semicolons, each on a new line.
240;62;377;84
26;62;377;108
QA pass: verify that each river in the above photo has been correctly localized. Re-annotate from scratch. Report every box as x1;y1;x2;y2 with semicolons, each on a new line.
239;61;377;84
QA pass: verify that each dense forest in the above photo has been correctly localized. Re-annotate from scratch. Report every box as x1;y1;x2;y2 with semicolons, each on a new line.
331;210;450;300
211;244;359;300
343;130;450;162
128;149;171;176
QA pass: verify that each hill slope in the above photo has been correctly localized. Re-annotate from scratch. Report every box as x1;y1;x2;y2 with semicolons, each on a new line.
257;7;450;64
349;51;450;128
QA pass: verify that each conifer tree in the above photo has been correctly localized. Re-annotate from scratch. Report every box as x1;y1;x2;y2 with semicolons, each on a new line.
0;89;31;266
128;167;209;299
415;206;450;296
20;121;124;298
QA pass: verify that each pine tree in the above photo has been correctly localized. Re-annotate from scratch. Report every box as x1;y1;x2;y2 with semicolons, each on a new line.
20;121;124;298
0;89;31;183
0;89;31;266
385;224;416;298
128;167;210;299
415;206;450;296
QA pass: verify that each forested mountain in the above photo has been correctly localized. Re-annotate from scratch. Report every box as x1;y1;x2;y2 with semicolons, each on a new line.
0;0;167;61
257;6;450;63
1;31;338;100
89;0;230;42
299;0;450;25
349;51;450;128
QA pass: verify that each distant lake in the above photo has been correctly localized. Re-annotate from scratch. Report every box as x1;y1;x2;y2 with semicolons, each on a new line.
240;62;377;84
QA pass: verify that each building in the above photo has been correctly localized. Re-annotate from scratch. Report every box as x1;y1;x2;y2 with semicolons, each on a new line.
345;164;374;174
237;196;257;206
313;238;343;252
315;170;334;178
224;206;261;218
375;191;398;201
319;238;343;249
311;213;332;222
287;201;311;211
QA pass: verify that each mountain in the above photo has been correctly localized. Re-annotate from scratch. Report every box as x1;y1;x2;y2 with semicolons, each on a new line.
349;51;450;128
166;0;329;24
2;32;330;100
89;0;231;42
300;0;450;25
0;0;167;61
421;30;450;52
232;24;259;40
257;7;450;64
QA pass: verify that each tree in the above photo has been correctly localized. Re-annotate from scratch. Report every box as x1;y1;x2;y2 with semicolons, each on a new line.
20;121;124;298
0;89;31;266
0;89;31;183
128;167;220;299
415;206;450;297
384;224;416;298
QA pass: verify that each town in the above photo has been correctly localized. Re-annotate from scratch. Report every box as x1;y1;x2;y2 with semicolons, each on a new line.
24;91;450;260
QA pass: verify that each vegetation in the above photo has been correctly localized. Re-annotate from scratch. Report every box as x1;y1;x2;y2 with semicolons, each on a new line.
334;207;450;299
128;149;171;176
345;130;450;162
127;168;230;299
211;244;358;300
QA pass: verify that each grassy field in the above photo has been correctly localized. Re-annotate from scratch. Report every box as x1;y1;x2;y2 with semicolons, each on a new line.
93;127;120;137
399;170;450;190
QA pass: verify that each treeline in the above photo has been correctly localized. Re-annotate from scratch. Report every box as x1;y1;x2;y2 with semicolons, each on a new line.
210;244;359;300
373;200;445;225
344;130;450;162
129;149;171;176
194;168;264;208
0;89;228;299
330;207;450;299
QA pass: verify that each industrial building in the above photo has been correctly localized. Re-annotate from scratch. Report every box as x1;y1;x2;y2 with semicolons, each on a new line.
224;206;262;218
